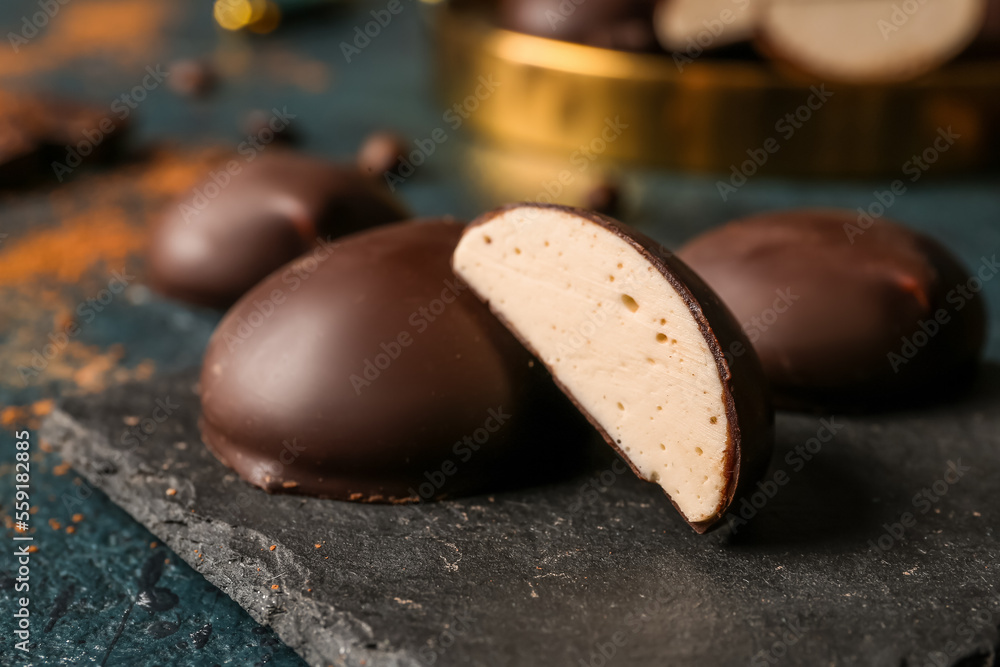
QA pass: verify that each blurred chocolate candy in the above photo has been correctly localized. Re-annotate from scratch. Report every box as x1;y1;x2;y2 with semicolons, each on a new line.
757;0;985;83
498;0;659;52
678;209;986;411
149;149;409;308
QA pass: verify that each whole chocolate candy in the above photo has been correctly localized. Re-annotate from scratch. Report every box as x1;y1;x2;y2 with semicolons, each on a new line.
149;149;409;308
678;209;986;411
497;0;659;52
199;219;562;502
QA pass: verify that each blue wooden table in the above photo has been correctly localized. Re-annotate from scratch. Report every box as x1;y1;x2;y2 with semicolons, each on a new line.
0;0;997;664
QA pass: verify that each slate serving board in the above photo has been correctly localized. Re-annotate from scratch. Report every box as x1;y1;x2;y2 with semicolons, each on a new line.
41;367;1000;667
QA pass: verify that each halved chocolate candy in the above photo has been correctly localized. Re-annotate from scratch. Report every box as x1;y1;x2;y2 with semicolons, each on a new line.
452;203;773;532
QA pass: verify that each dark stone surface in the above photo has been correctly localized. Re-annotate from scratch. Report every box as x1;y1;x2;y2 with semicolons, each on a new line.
40;367;1000;667
0;424;305;667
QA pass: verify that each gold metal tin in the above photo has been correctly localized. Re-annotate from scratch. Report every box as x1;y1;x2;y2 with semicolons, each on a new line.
432;6;1000;177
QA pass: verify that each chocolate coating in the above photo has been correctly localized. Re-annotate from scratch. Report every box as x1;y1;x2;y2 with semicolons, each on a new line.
678;209;987;411
149;150;409;308
199;219;561;502
497;0;659;52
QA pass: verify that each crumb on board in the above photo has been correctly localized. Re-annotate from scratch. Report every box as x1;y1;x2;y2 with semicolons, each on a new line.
52;462;71;476
165;488;177;496
270;545;276;551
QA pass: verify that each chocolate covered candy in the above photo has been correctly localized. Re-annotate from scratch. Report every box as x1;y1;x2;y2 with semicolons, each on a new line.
498;0;659;52
452;204;773;532
149;150;408;308
200;219;558;502
678;209;986;410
